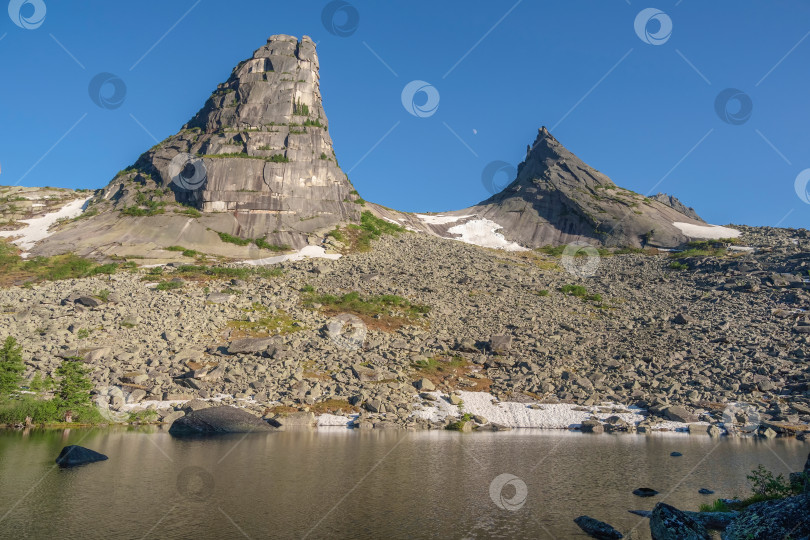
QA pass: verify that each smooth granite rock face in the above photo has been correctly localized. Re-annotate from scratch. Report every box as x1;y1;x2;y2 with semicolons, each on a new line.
145;35;358;236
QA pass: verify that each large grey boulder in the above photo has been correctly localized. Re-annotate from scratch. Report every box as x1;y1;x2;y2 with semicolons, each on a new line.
227;337;274;355
55;445;108;467
649;503;710;540
723;495;810;539
168;406;273;436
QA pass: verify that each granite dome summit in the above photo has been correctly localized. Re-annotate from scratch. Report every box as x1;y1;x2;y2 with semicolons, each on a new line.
31;35;722;260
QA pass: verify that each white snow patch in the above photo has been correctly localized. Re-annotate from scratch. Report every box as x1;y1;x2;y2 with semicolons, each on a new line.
241;245;341;266
412;391;694;431
446;219;528;251
415;214;471;225
673;222;741;239
317;413;357;427
0;197;90;257
728;246;754;252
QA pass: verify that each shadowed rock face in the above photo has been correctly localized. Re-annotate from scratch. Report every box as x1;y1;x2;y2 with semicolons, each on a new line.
456;128;706;248
651;193;703;222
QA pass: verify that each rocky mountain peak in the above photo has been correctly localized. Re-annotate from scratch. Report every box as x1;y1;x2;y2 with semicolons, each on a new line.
61;34;363;255
466;128;705;248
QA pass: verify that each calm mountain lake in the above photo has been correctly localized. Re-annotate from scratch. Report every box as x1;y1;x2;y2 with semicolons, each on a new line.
0;428;806;539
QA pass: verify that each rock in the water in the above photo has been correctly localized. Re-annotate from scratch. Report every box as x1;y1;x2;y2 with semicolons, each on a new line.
55;445;108;467
649;503;710;540
168;406;273;436
723;495;810;539
633;487;659;497
670;451;683;457
573;515;623;539
698;488;714;495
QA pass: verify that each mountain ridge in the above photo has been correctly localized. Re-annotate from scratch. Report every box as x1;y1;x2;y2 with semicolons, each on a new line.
16;34;729;260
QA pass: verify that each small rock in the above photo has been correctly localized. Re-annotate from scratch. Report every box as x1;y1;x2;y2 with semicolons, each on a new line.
670;451;683;457
55;445;108;467
698;488;714;495
413;378;435;391
632;487;659;497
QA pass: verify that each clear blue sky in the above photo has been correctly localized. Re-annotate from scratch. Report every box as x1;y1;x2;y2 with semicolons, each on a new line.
1;0;809;228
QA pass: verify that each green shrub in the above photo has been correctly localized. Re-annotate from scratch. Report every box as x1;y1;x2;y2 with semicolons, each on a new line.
537;289;549;296
0;336;25;397
668;261;688;271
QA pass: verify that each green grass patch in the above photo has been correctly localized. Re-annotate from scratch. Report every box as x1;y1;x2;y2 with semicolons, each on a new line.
175;207;202;218
254;238;290;252
305;290;429;321
227;309;301;338
216;232;251;246
0;240;119;286
668;261;689;271
174;265;282;280
560;284;602;302
155;281;184;291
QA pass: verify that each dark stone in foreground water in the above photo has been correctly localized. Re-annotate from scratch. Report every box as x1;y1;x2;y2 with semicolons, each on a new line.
573;515;623;539
632;487;658;497
55;445;108;467
649;503;710;539
168;405;274;436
